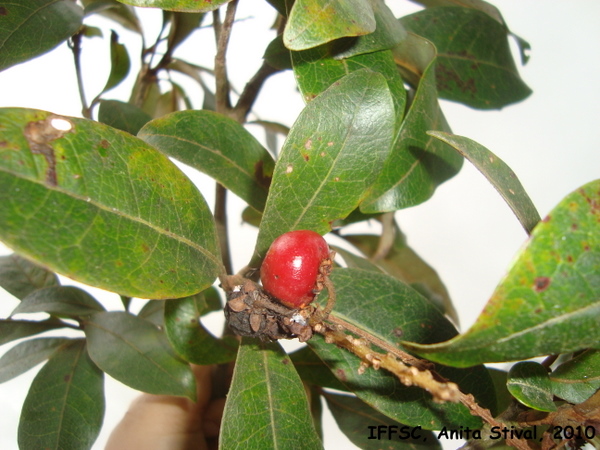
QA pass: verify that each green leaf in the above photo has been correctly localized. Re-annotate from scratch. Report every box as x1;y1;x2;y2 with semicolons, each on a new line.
331;244;385;273
220;338;322;449
98;30;130;98
137;299;165;327
0;337;71;383
400;7;531;109
0;318;67;346
0;254;59;300
409;0;506;25
323;392;441;449
361;45;463;212
84;311;196;399
255;69;395;257
342;231;457;324
12;286;105;318
115;0;231;13
0;0;83;72
292;46;406;123
507;361;556;412
0;108;221;299
427;132;540;234
308;268;496;429
289;345;348;391
139;110;274;212
98;99;152;135
403;179;600;367
18;339;104;450
550;350;600;404
284;0;375;51
332;0;407;60
164;295;237;365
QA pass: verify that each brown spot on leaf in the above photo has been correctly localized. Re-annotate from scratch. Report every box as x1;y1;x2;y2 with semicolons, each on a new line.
336;368;347;382
0;6;7;15
534;277;551;292
64;374;71;382
302;153;310;162
254;160;271;189
24;115;73;186
100;139;110;149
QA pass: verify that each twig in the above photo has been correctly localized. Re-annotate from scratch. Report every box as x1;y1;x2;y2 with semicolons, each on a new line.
372;212;396;261
323;313;432;371
68;32;90;118
213;0;238;114
312;321;461;402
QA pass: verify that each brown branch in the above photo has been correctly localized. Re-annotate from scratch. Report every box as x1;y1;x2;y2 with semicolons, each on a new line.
213;0;238;115
312;322;461;403
324;313;432;371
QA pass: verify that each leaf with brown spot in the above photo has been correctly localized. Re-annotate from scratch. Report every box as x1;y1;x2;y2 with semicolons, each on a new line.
404;179;600;367
0;108;221;299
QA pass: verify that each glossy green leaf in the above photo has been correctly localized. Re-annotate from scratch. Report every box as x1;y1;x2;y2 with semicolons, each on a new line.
292;47;406;123
18;339;104;450
98;99;152;135
404;179;600;366
0;337;71;383
342;232;457;324
550;350;600;404
400;7;531;109
324;392;441;449
255;70;395;257
82;0;142;34
507;361;556;412
284;0;375;51
0;0;83;72
0;108;221;299
308;268;496;429
139;110;274;212
84;311;196;400
427;131;540;234
0;319;67;346
0;254;59;300
219;338;322;449
164;295;237;365
115;0;230;12
333;0;407;60
361;46;463;212
12;286;105;318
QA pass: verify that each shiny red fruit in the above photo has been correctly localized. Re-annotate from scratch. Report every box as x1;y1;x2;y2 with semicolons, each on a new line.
260;230;330;309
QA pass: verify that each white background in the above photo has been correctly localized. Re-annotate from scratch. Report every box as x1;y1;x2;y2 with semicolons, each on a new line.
1;1;599;449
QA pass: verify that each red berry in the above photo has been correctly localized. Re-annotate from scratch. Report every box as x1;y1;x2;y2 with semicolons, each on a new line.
260;230;331;309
